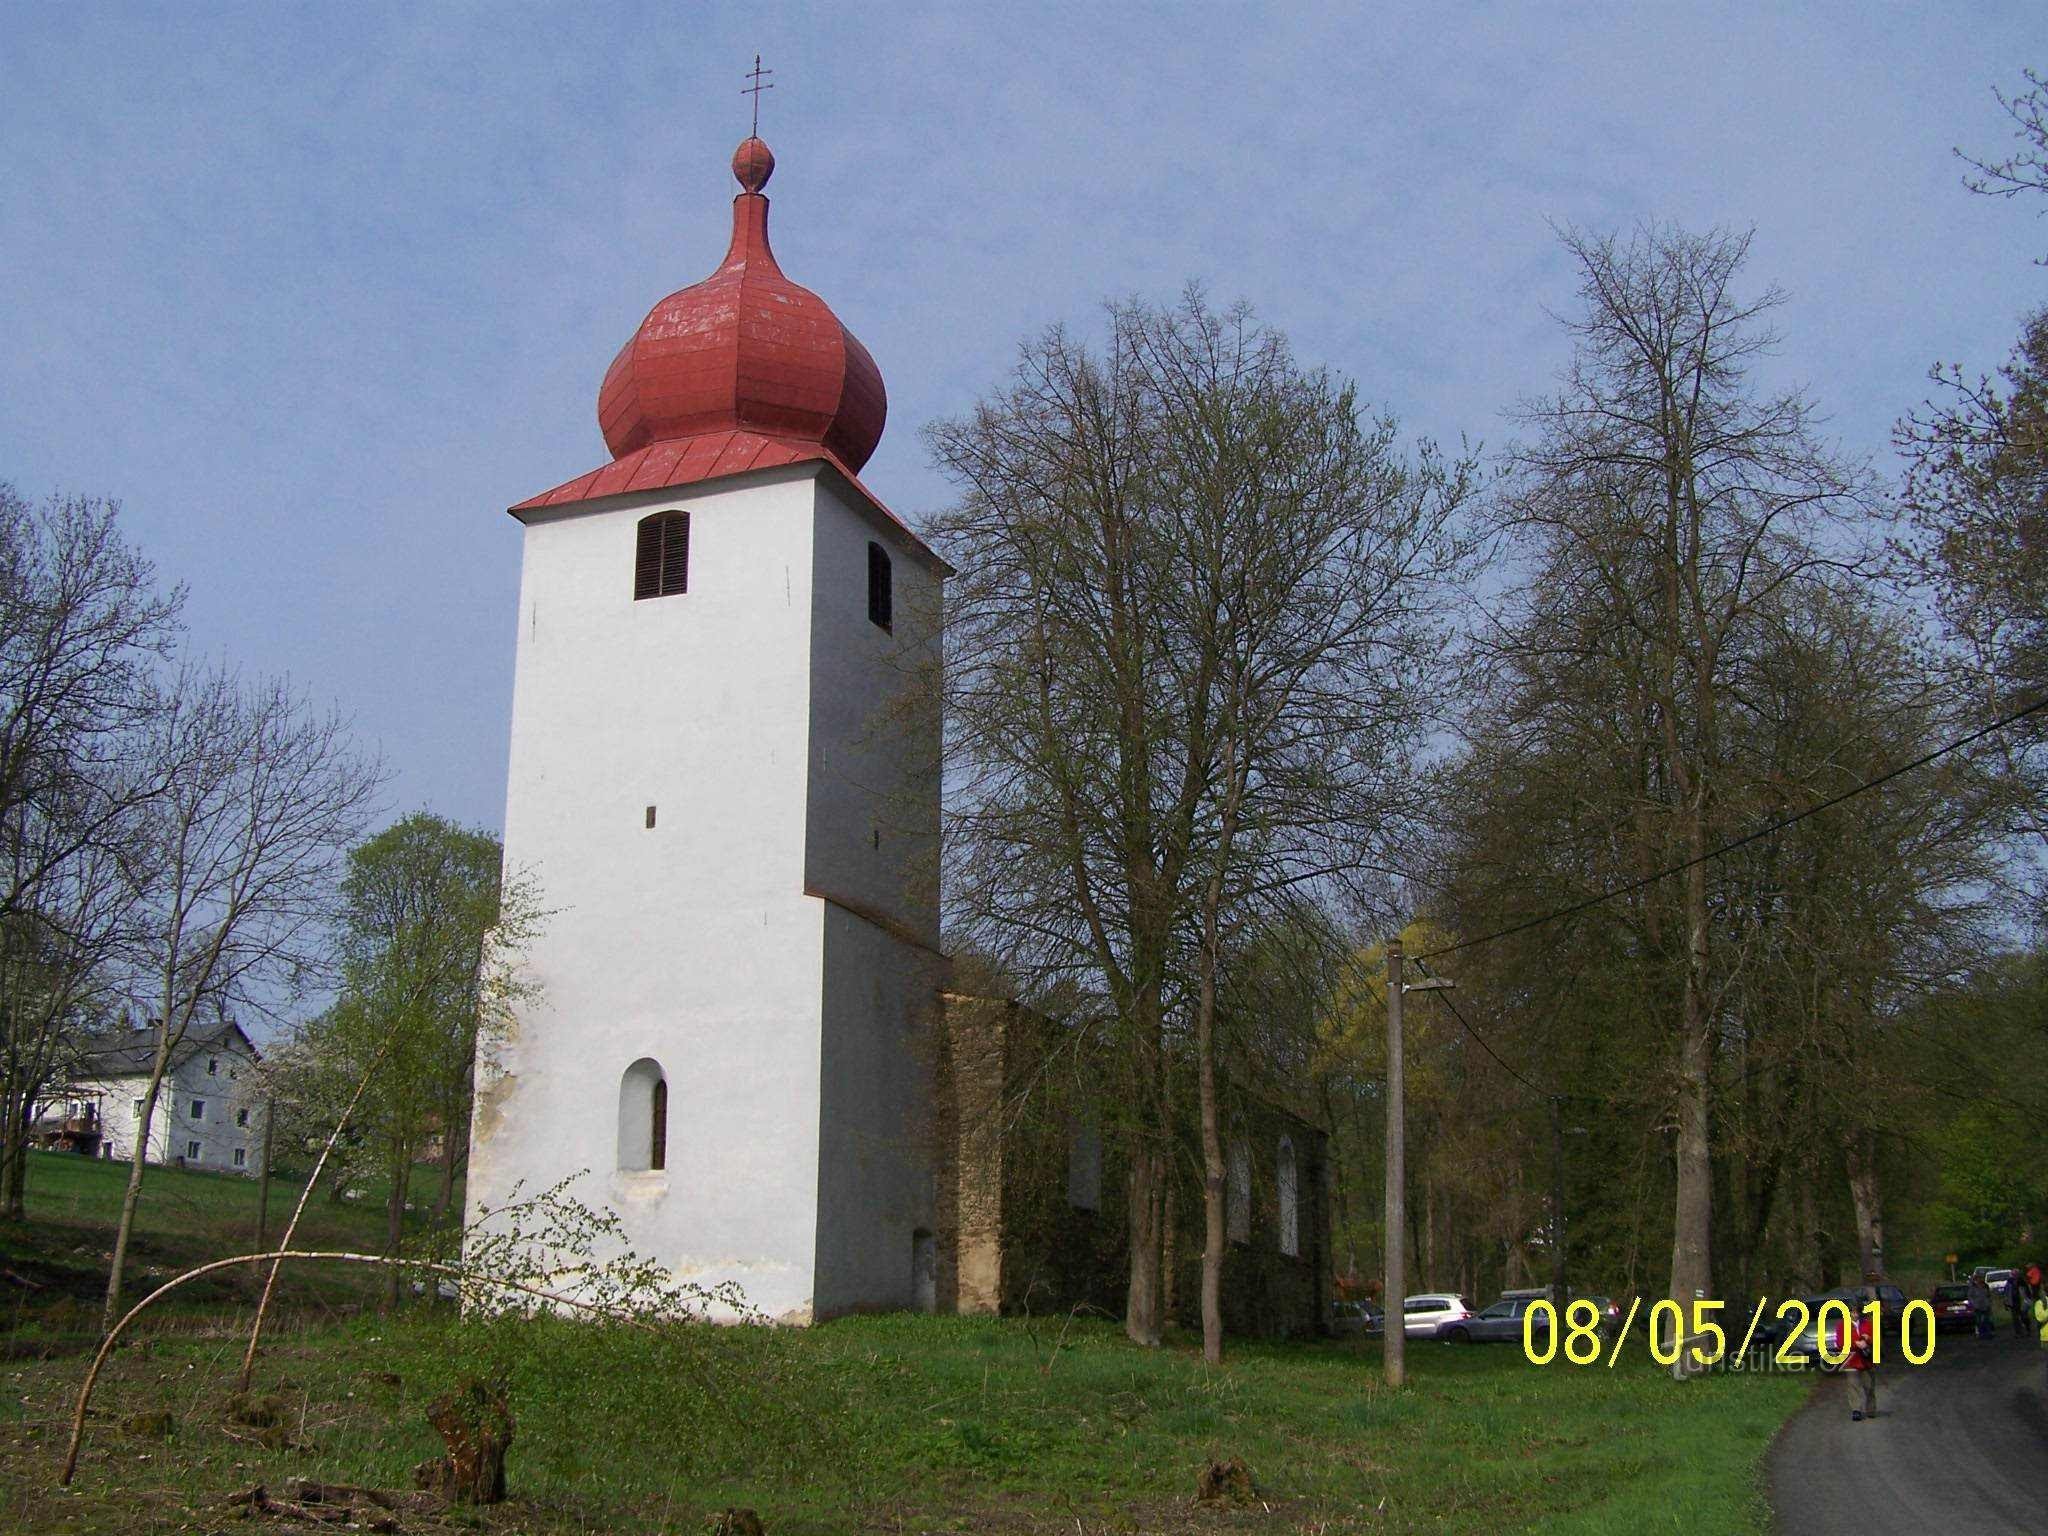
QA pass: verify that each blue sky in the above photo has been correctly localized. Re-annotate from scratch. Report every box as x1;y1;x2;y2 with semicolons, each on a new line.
2;2;2041;833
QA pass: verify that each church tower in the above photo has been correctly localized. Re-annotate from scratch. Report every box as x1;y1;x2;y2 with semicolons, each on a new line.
467;135;947;1323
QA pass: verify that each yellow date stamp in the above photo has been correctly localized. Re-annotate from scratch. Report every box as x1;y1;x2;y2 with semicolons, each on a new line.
1519;1296;1940;1369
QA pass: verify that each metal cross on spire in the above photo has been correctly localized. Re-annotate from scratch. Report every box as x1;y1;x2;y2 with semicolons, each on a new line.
743;54;774;137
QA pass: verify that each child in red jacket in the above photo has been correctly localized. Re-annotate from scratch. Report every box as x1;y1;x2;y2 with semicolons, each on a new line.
1847;1282;1878;1422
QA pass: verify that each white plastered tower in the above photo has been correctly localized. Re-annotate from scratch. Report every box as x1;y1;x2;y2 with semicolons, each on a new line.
465;133;946;1323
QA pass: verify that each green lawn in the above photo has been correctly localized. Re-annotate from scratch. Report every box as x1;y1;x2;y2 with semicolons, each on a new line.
0;1151;1812;1533
1;1148;449;1337
3;1309;1810;1534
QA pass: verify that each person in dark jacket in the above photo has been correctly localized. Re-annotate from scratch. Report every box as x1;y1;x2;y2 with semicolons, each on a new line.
2009;1271;2028;1337
1970;1274;1994;1337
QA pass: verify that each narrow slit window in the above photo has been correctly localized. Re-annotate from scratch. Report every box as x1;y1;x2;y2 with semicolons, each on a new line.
634;511;690;600
867;541;892;630
650;1078;668;1172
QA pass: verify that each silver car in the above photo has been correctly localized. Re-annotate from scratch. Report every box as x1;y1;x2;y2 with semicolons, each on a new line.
1402;1293;1474;1338
1442;1296;1547;1344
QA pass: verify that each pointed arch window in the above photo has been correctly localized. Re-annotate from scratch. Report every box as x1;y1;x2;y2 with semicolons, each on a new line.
1067;1103;1101;1211
1227;1138;1251;1243
1277;1136;1300;1257
634;512;690;600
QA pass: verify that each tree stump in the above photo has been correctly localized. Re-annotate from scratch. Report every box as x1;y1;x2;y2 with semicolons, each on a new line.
1195;1455;1254;1506
412;1380;514;1505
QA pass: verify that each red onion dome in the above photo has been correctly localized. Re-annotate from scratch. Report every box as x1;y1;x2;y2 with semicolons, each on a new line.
596;136;886;473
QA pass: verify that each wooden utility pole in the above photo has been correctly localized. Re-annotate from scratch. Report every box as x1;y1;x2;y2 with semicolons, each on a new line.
254;1098;275;1257
1384;937;1406;1389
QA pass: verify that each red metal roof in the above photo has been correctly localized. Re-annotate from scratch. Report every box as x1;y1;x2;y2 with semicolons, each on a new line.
589;136;885;473
512;136;941;566
510;429;948;572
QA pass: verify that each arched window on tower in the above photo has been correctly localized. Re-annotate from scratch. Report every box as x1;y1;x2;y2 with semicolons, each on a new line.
1226;1137;1251;1243
634;511;690;600
1276;1136;1299;1257
618;1058;668;1172
867;541;892;630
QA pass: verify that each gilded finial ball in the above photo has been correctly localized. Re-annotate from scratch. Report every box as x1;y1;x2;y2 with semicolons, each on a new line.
732;137;774;193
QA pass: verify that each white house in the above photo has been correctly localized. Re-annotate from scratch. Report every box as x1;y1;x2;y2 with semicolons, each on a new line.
465;132;947;1323
34;1019;265;1175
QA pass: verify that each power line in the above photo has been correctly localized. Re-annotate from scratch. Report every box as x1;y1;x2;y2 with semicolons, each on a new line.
1409;954;1546;1095
1416;691;2048;964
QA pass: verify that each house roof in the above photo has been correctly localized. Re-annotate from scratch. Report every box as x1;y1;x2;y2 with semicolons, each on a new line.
71;1018;258;1079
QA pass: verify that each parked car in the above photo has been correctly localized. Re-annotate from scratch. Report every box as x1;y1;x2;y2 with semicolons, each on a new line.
1489;1289;1623;1335
1330;1300;1383;1338
1768;1296;1849;1373
1930;1282;1975;1333
1402;1294;1474;1339
1444;1295;1549;1344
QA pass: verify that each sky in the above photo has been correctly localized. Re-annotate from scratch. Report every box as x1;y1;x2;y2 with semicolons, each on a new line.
2;2;2042;835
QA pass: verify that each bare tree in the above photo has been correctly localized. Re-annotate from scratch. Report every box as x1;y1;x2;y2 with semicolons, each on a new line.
1896;310;2048;873
928;291;1472;1352
1496;224;1871;1330
1959;66;2048;261
0;487;179;1220
101;668;381;1331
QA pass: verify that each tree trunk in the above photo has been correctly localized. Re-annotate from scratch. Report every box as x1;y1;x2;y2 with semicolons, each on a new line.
1124;1143;1165;1346
1196;980;1225;1366
1122;974;1167;1348
1668;857;1715;1344
1;1081;27;1221
103;1029;174;1334
384;1157;411;1309
1843;1131;1884;1282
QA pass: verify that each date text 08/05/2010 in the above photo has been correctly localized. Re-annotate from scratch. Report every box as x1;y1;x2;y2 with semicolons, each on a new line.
1516;1296;1941;1370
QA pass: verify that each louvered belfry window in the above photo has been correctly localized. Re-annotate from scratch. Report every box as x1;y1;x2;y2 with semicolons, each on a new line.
867;540;892;630
634;511;690;600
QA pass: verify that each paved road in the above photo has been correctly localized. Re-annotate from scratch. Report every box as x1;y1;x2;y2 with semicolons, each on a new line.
1770;1330;2048;1534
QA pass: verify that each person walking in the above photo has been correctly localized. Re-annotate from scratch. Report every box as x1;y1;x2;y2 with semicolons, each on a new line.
2033;1282;2048;1396
1847;1281;1879;1421
1970;1272;1994;1338
2008;1269;2028;1338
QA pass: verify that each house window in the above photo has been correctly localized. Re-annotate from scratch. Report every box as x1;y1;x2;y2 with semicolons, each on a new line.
617;1058;668;1172
132;1098;144;1118
1227;1139;1251;1243
207;1057;218;1076
186;1141;202;1161
190;1100;205;1121
866;541;892;630
633;511;690;600
236;1107;249;1127
1066;1105;1102;1211
233;1147;247;1168
1277;1136;1299;1257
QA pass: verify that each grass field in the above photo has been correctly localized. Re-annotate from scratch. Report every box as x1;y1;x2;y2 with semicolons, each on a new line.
0;1151;1814;1534
1;1148;447;1338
